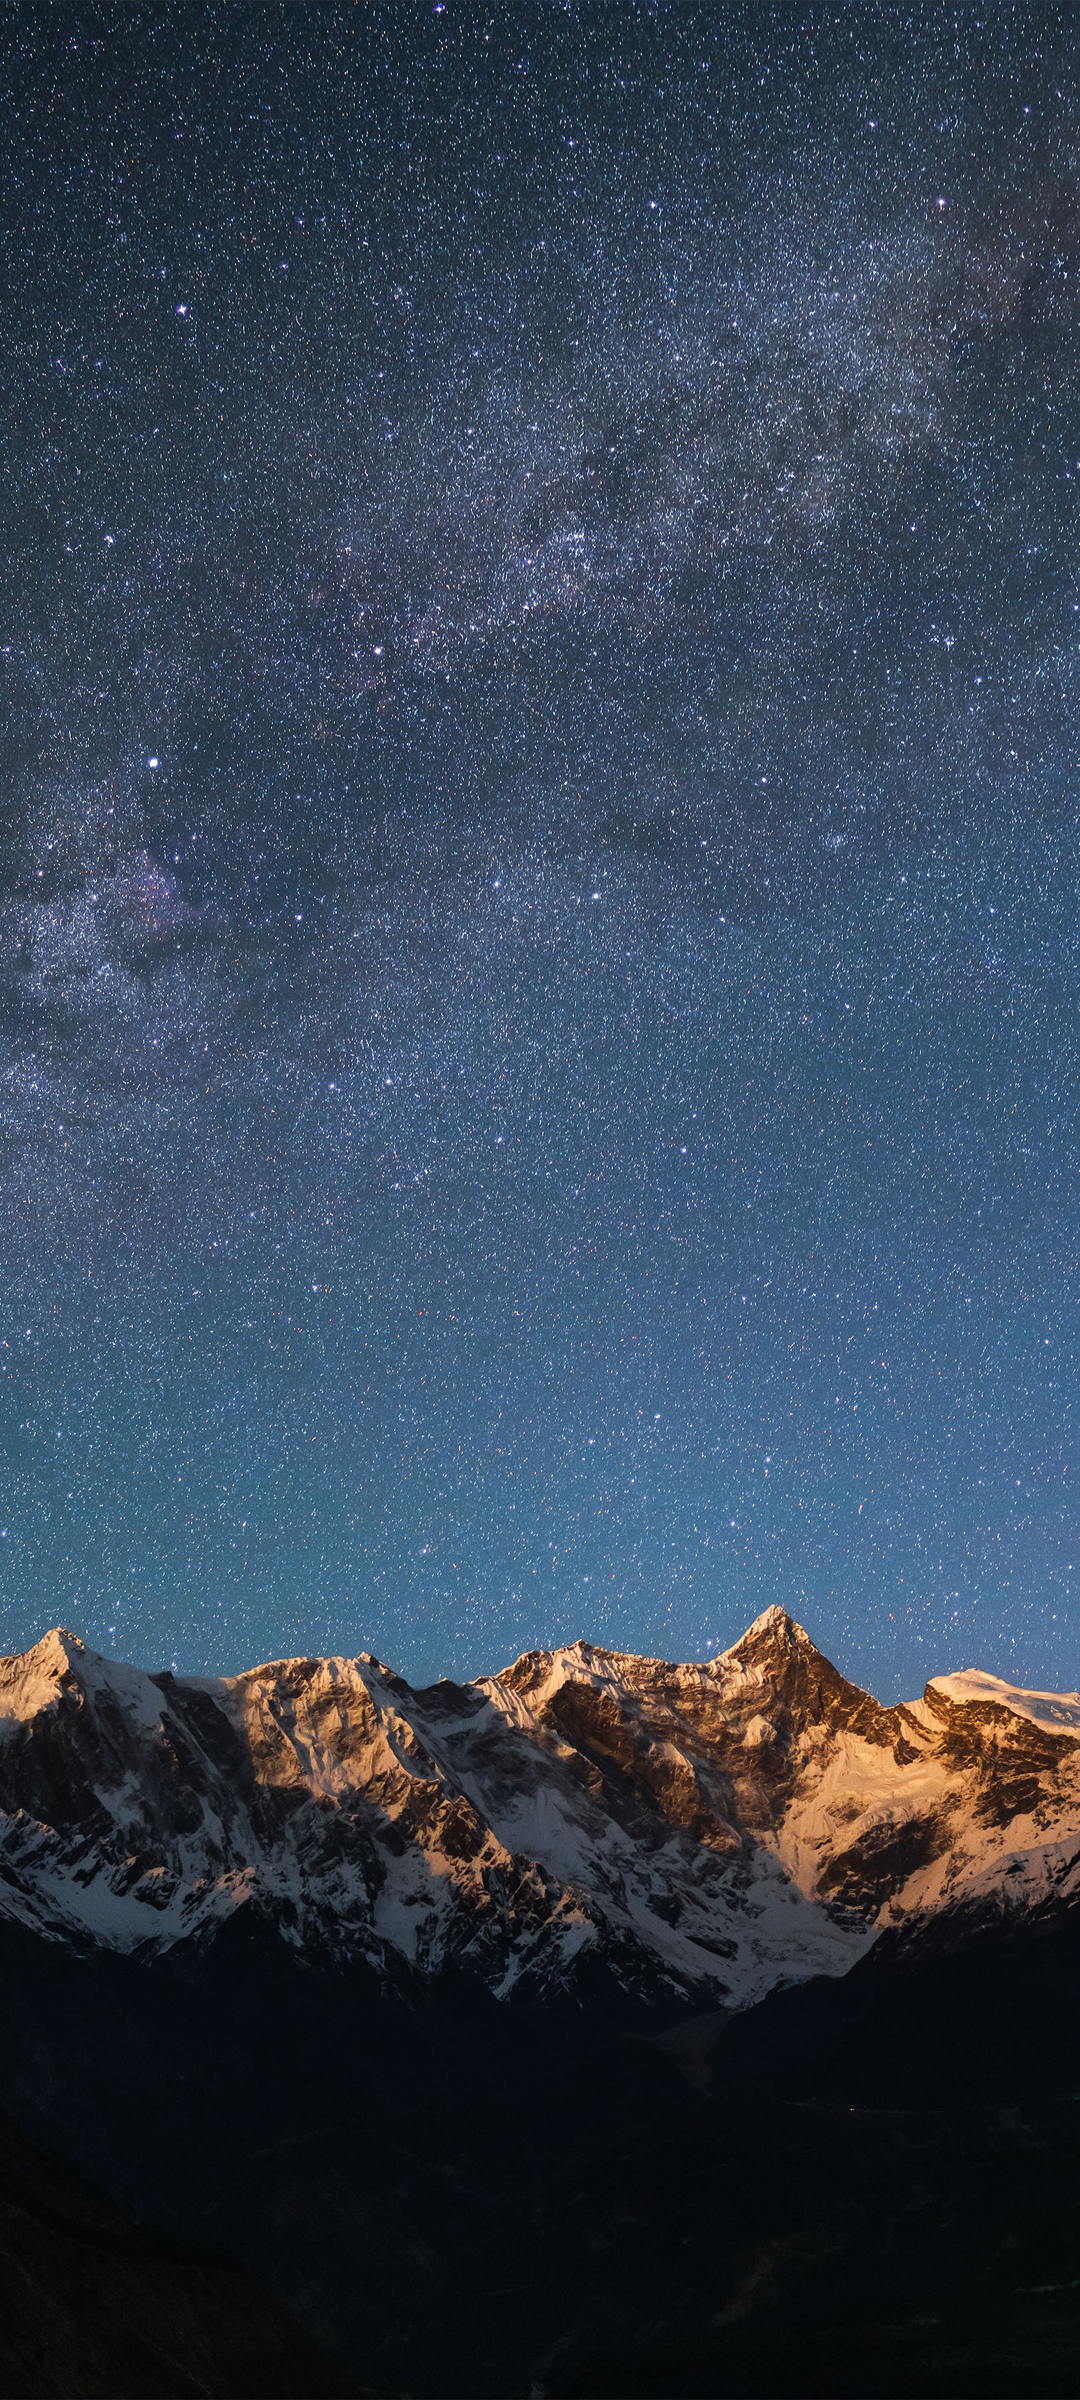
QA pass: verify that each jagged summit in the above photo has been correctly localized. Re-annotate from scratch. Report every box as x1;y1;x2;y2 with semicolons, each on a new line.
5;1626;87;1669
0;1626;97;1726
721;1605;818;1660
3;1612;1069;1738
496;1614;819;1698
497;1633;666;1681
736;1603;807;1640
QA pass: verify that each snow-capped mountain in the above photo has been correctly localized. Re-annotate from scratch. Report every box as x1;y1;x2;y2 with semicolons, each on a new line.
0;1606;1077;2009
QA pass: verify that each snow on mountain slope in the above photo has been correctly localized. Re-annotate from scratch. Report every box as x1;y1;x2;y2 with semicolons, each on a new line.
0;1608;1076;2007
927;1668;1080;1736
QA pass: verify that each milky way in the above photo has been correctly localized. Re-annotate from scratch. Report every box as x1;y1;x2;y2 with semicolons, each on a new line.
2;1;1080;1693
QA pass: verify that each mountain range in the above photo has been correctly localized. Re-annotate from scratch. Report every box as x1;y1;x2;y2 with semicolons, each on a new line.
2;1606;1078;2000
4;1610;1080;2396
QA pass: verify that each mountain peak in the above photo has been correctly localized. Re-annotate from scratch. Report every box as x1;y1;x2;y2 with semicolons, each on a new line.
928;1668;1080;1738
747;1605;806;1638
7;1626;90;1679
724;1606;815;1659
41;1626;87;1660
0;1625;92;1727
25;1626;86;1661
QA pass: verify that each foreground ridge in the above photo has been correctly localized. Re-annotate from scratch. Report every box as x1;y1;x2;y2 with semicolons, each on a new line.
0;1611;1075;2007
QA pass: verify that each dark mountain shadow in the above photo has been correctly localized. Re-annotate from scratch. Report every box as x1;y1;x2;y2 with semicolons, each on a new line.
0;2099;350;2399
5;1905;1080;2393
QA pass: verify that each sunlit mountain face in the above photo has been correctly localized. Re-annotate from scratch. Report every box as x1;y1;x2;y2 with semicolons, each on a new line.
3;2;1079;1705
1;1607;1078;1997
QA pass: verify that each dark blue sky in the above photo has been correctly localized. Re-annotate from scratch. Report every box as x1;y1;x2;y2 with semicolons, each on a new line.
2;1;1079;1697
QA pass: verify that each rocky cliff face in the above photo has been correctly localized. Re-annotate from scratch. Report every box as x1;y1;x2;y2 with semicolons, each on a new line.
0;1607;1077;2010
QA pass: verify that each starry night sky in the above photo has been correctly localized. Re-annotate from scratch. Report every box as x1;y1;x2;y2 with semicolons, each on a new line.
2;0;1080;1695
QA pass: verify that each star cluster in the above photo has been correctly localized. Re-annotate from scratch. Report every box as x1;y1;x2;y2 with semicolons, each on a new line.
1;1;1079;1694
